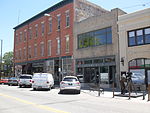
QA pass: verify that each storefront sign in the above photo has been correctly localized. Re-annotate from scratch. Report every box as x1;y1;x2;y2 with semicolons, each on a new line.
32;62;44;67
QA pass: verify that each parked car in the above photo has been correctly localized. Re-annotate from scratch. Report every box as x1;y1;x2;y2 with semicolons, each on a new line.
18;74;32;88
32;73;54;90
60;76;81;94
0;77;9;84
8;77;18;86
131;73;145;84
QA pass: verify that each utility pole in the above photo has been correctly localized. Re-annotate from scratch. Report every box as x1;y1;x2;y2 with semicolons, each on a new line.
0;39;3;80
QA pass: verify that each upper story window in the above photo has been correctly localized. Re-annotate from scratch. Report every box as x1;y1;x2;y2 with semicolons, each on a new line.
40;42;44;57
78;27;112;49
128;27;150;47
35;24;38;38
57;14;61;30
49;17;52;33
15;33;18;44
20;32;22;42
65;10;70;27
56;38;60;55
28;46;32;58
34;44;37;58
23;47;26;59
48;40;52;56
41;22;45;36
24;30;27;41
65;35;70;53
29;27;32;39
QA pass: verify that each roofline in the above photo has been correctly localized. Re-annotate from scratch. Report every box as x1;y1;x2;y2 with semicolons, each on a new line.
13;0;73;30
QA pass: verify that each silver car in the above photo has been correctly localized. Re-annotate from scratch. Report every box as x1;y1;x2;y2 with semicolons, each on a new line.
60;76;81;94
19;74;32;88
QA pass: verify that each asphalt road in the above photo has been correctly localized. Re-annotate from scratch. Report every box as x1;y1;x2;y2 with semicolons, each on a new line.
0;85;149;113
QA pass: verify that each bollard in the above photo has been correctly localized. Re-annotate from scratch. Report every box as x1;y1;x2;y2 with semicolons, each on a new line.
148;85;150;101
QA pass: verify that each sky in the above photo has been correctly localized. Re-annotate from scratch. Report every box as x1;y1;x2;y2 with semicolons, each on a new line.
0;0;150;56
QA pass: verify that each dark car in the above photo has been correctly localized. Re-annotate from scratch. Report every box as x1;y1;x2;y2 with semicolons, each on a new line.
8;77;19;86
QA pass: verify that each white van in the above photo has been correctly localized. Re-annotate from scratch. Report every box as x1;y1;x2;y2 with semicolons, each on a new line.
32;73;54;90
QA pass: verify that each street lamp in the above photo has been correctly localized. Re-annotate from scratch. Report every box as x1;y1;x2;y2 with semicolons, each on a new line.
0;39;3;80
44;13;62;82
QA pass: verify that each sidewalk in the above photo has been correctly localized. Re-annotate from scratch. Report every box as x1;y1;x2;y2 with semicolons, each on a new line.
81;89;150;103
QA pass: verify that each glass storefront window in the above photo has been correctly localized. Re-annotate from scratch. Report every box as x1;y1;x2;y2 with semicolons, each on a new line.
93;59;103;64
100;66;108;73
145;59;150;67
104;57;115;63
129;60;136;67
137;59;144;67
84;60;92;64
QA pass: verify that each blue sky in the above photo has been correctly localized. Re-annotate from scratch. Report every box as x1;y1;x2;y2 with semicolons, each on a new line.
0;0;149;56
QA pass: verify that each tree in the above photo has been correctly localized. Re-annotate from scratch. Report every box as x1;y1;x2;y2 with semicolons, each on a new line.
2;51;13;76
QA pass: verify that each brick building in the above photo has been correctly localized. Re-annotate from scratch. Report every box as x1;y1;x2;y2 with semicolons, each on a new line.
13;0;108;81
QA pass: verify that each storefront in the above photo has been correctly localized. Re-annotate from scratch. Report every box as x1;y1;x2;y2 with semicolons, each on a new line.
76;56;116;88
129;58;150;86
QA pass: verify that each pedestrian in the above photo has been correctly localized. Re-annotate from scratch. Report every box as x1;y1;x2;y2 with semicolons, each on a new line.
120;74;126;95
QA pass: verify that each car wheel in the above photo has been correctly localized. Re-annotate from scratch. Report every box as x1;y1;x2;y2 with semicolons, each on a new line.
19;85;22;88
77;90;80;94
33;88;36;91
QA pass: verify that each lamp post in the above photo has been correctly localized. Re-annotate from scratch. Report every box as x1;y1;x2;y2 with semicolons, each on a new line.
0;39;3;80
44;13;62;82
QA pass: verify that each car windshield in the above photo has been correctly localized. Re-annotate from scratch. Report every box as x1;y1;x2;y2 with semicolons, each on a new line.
19;76;32;79
63;77;78;82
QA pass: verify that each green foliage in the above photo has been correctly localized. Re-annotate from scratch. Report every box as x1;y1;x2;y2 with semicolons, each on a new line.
3;51;13;65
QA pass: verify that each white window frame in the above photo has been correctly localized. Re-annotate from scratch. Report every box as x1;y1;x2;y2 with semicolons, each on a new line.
41;21;45;36
49;17;52;33
57;14;61;30
56;38;60;55
65;10;70;27
40;42;44;56
65;35;70;53
48;40;52;56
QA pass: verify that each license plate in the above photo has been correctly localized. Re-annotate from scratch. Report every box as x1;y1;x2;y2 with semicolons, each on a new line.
68;83;72;85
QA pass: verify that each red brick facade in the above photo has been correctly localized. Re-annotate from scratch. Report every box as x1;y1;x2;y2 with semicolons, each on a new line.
14;3;74;64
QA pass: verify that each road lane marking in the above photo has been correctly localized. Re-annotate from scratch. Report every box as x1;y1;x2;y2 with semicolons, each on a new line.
0;93;70;113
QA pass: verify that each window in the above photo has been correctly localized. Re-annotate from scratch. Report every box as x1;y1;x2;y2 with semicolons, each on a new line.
128;27;150;46
16;33;18;44
49;17;52;33
145;28;150;44
34;44;37;57
65;10;70;27
19;49;21;60
20;32;22;42
28;46;31;58
78;27;112;49
145;59;150;67
23;47;26;59
29;27;32;39
128;31;136;46
40;42;44;56
41;22;45;36
35;24;38;37
129;58;150;68
24;30;27;41
136;30;144;45
66;35;69;53
57;15;61;30
48;40;51;56
56;38;60;54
